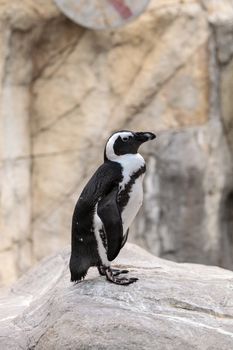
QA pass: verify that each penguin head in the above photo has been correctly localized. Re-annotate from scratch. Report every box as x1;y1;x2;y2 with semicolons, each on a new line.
104;130;156;161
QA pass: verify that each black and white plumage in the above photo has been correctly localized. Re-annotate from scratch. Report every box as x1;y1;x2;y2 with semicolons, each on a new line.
70;130;156;285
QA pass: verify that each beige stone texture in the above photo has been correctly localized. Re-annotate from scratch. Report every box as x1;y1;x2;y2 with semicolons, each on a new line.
30;1;210;263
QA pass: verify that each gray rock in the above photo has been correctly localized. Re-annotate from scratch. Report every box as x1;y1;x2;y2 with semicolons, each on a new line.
134;120;233;269
1;243;233;349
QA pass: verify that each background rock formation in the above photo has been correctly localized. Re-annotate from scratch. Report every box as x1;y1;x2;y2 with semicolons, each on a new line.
0;0;233;286
1;244;233;349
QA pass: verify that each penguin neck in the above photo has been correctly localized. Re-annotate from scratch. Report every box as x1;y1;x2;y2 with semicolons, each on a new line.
112;152;145;177
113;153;145;191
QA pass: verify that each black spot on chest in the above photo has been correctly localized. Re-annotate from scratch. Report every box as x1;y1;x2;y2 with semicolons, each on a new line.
117;165;146;212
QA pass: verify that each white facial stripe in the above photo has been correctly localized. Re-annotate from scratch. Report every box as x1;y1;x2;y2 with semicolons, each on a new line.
105;132;133;160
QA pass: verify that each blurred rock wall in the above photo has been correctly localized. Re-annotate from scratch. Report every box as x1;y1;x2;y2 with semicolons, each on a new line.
0;0;233;286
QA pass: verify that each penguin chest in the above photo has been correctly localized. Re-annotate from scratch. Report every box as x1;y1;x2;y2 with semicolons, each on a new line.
120;174;145;234
116;153;146;234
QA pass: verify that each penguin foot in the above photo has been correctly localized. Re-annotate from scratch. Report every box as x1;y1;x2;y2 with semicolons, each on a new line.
111;268;129;276
98;266;129;277
105;267;138;285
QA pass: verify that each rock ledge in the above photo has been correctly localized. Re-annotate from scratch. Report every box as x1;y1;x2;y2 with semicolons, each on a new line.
1;243;233;349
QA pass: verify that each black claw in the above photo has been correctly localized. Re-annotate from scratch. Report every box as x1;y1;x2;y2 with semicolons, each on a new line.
129;278;138;282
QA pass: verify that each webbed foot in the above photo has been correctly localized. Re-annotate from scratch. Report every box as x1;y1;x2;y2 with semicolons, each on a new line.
98;266;129;276
111;268;129;276
105;267;138;285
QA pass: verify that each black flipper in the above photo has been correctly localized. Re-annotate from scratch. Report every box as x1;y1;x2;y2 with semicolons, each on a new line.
97;187;123;261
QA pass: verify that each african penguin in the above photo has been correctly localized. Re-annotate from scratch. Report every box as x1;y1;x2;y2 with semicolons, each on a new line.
70;130;156;285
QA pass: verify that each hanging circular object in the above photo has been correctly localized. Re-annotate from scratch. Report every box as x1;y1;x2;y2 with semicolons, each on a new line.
54;0;150;30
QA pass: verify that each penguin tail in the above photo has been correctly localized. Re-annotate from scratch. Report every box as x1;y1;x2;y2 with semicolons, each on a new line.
69;253;90;282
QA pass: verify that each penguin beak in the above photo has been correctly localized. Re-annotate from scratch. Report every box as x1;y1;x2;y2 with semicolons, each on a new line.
134;132;156;143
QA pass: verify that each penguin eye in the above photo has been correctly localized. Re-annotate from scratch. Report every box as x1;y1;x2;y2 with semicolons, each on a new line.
122;136;130;142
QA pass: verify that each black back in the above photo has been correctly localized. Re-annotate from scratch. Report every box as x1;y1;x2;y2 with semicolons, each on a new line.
72;161;123;237
70;161;123;280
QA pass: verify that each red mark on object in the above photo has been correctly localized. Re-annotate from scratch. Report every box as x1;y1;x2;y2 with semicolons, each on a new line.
108;0;133;19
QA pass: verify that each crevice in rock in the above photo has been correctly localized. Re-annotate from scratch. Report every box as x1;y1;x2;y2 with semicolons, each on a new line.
165;298;233;320
123;41;208;127
31;31;85;83
31;103;81;137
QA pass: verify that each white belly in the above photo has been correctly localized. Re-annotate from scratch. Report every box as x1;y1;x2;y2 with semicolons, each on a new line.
121;175;144;234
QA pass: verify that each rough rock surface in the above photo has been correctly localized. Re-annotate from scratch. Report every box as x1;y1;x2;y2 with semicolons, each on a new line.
0;0;233;287
1;244;233;350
